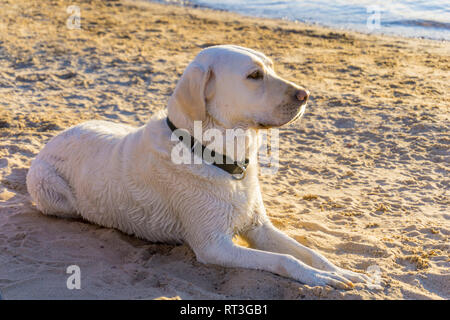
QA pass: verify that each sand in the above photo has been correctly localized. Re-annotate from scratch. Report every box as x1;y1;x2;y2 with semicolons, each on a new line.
0;0;449;299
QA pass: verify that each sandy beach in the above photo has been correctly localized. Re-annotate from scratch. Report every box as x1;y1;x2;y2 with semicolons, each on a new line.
0;0;449;299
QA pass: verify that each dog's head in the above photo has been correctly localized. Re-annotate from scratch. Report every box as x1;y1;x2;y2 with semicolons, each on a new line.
168;45;309;130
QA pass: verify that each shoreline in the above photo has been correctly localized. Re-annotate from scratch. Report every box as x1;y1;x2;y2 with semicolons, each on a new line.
0;0;449;299
150;0;450;42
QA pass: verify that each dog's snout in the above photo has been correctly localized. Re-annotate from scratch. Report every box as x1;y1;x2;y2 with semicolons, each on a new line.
295;89;310;103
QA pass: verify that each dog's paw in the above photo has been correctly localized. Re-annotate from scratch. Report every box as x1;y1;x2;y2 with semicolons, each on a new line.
333;268;384;290
335;268;371;284
312;271;355;290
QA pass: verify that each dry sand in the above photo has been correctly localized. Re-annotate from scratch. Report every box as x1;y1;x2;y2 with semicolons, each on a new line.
0;0;449;299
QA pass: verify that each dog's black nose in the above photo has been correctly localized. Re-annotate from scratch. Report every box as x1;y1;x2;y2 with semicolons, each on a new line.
295;89;310;103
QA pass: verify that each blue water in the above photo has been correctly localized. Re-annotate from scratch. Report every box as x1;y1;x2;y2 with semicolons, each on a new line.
160;0;450;40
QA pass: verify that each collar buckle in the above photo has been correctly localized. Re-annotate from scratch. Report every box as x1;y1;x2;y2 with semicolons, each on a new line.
231;164;247;180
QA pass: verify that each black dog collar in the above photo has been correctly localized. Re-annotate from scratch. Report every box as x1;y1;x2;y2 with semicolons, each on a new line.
166;117;249;179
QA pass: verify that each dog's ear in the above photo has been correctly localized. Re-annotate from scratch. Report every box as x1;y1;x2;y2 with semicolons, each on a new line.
170;62;213;122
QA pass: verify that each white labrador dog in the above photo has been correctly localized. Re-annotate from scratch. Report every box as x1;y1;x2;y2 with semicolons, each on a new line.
27;45;369;289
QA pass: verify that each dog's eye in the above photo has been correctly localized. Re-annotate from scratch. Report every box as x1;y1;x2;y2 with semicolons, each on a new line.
247;70;263;80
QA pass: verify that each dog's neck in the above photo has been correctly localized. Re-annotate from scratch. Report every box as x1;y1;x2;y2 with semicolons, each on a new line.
167;108;259;163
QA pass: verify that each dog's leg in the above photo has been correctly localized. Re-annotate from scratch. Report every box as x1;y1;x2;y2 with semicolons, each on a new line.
191;235;355;289
243;222;370;284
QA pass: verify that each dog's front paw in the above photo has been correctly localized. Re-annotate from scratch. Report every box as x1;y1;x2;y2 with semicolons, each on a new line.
335;268;371;284
334;267;383;290
311;271;355;290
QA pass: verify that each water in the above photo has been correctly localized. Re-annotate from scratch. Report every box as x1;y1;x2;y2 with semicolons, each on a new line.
161;0;450;40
